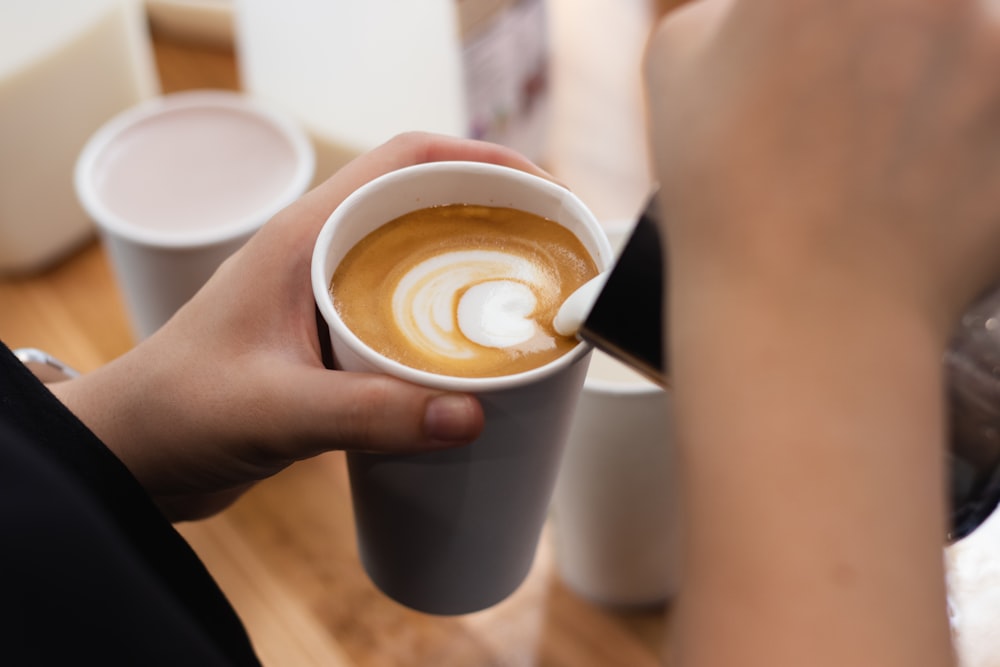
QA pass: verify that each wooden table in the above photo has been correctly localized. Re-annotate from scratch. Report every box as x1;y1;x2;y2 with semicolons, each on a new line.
0;1;673;665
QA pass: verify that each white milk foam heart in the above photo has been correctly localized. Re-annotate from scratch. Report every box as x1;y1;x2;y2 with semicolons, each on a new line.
391;250;549;359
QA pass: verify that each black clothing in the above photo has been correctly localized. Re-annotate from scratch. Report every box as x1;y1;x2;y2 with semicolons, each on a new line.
0;343;260;666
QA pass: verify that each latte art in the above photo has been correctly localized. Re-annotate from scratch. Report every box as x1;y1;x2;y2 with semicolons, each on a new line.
458;279;538;348
331;204;598;378
395;250;553;360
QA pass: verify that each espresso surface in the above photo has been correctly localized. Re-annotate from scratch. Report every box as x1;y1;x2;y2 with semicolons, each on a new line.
331;204;598;378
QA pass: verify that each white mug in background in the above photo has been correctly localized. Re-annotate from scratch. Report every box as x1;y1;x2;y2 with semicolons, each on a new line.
75;90;315;340
312;161;613;615
550;347;678;607
0;0;158;275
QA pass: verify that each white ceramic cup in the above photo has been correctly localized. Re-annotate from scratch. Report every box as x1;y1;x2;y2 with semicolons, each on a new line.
75;90;315;340
550;347;678;607
549;223;679;608
312;161;613;615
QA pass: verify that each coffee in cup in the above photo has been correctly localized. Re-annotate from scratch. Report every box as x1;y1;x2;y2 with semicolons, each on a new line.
330;203;599;378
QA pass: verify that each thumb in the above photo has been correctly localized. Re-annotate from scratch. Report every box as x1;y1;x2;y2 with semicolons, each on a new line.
267;367;484;458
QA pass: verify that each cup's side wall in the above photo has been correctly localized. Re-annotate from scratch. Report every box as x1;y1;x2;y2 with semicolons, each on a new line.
101;230;253;340
347;352;592;615
550;387;680;606
322;320;374;374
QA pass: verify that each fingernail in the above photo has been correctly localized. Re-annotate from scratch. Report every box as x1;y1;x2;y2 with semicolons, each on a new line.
424;394;482;446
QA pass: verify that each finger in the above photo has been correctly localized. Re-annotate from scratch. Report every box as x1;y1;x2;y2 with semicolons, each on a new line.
643;0;735;193
255;132;559;266
645;0;734;80
265;366;485;458
289;132;558;233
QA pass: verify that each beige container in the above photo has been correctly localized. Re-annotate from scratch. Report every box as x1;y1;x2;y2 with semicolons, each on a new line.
0;0;158;275
233;0;550;183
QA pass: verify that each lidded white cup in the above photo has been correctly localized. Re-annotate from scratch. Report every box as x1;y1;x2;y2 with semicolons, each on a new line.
75;90;315;340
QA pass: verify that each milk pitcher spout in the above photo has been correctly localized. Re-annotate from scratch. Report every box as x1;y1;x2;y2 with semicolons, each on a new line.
578;193;667;386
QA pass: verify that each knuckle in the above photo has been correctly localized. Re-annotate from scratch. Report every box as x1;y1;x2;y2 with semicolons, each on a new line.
385;131;439;158
346;375;410;446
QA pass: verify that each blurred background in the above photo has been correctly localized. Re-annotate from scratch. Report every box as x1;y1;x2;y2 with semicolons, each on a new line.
0;2;685;666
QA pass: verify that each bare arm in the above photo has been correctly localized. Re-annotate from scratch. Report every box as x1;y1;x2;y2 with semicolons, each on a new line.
664;258;952;666
645;0;1000;664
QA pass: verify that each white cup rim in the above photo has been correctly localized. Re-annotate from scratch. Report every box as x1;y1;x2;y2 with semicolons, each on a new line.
74;89;315;249
584;374;665;396
311;161;614;393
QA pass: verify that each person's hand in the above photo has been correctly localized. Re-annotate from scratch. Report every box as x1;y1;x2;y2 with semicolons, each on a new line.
50;132;555;521
644;3;1000;667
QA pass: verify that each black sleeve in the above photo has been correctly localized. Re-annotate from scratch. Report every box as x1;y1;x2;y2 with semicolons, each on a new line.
0;342;261;666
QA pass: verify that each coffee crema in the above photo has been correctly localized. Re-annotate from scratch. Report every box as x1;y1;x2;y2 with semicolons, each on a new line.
331;204;599;378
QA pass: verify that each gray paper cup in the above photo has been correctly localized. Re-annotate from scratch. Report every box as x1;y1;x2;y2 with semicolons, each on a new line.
311;161;612;614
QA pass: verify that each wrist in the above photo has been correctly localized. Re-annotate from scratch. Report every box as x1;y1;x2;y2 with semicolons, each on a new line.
668;268;952;660
667;264;954;659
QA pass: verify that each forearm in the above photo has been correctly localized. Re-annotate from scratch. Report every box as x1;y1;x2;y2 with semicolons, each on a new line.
669;270;955;666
